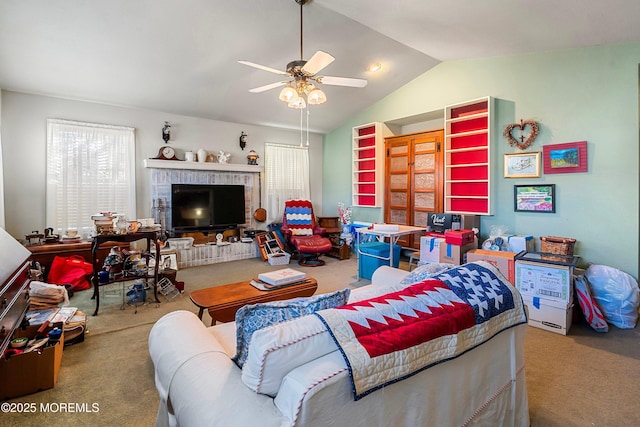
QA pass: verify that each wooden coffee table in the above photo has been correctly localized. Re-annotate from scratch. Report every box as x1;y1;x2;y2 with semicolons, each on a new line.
190;277;318;325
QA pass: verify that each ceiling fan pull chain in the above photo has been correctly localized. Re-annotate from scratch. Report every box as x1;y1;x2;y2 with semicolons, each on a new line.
306;108;310;146
300;108;304;147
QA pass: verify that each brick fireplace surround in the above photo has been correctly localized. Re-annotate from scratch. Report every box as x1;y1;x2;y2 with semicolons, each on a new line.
147;161;262;268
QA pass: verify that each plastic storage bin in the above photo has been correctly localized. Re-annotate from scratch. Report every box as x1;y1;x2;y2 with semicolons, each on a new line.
358;242;402;280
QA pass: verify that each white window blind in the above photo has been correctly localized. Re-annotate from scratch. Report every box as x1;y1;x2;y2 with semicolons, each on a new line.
264;143;310;224
46;119;136;234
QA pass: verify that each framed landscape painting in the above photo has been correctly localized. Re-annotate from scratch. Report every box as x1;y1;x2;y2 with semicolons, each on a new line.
543;141;587;174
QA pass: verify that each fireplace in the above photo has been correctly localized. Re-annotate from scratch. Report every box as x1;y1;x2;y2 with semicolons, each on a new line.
148;164;261;267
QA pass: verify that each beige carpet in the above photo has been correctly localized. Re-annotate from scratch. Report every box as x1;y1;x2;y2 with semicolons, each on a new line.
3;256;639;426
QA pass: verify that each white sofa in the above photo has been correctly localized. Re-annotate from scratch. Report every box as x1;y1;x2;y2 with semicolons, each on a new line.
149;265;529;427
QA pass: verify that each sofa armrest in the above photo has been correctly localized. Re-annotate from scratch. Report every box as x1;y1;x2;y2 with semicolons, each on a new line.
149;310;227;402
149;310;287;427
370;266;410;287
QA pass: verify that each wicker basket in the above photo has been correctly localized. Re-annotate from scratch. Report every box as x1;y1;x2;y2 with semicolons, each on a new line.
267;252;291;266
540;236;576;262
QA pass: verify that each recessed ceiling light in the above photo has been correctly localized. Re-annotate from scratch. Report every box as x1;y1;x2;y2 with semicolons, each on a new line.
367;63;382;73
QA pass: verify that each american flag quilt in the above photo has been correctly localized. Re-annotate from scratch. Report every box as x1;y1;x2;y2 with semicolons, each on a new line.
315;262;527;400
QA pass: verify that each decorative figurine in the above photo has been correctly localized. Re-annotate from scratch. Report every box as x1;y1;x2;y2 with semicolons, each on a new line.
247;149;259;165
217;150;231;163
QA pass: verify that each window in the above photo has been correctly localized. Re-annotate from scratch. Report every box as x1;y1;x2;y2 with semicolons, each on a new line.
46;119;136;235
264;143;310;224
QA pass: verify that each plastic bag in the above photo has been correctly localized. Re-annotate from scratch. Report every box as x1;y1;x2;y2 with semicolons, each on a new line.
574;275;608;332
47;255;93;291
585;264;639;329
481;225;510;251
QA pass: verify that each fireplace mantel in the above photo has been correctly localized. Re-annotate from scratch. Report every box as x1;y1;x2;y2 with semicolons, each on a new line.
144;159;263;173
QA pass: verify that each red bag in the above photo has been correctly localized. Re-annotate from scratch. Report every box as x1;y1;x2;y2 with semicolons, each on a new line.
47;256;94;291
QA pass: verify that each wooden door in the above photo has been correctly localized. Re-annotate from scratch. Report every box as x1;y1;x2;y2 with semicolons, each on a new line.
385;130;443;249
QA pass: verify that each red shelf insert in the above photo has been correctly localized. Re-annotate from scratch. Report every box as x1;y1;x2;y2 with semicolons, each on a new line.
449;150;488;165
449;182;488;197
450;117;488;134
450;198;488;213
449;133;488;150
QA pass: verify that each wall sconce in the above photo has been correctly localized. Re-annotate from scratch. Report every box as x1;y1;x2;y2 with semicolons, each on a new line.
239;131;247;150
162;121;171;143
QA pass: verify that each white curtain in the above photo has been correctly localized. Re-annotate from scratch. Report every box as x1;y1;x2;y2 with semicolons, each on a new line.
264;143;310;224
46;119;136;235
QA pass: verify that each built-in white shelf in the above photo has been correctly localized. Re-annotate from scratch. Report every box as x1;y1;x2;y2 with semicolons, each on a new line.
144;159;263;173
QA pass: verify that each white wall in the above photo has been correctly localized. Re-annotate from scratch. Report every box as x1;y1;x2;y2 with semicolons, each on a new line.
0;90;323;239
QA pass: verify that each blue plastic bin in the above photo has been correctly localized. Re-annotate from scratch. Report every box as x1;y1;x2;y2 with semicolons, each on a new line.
358;242;402;280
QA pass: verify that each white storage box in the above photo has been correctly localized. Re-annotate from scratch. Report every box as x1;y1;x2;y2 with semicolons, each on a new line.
522;295;573;335
267;252;291;266
167;237;194;250
515;260;573;304
420;236;445;263
506;235;535;253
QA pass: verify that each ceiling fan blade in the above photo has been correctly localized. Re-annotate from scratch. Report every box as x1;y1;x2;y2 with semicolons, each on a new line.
238;60;289;76
249;81;288;93
301;51;335;76
316;75;368;88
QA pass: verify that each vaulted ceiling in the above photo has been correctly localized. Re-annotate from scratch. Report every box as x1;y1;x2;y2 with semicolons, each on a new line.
1;0;639;133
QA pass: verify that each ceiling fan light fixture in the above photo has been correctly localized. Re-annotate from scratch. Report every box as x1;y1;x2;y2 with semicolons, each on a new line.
288;96;306;109
367;63;383;73
307;87;327;105
279;85;298;102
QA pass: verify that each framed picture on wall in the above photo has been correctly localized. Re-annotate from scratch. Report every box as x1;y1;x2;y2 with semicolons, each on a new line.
543;141;588;174
514;184;556;213
504;152;541;178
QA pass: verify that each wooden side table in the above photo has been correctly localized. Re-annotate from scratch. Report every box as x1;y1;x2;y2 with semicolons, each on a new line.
28;241;126;280
90;232;160;316
317;216;351;260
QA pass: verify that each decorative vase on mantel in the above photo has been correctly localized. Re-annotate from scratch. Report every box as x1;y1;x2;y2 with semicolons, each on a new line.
197;148;207;162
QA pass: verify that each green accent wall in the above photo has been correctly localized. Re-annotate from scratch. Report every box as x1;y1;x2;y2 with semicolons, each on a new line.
323;43;639;278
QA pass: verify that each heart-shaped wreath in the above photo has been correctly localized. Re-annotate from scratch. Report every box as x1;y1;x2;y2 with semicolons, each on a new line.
503;119;539;150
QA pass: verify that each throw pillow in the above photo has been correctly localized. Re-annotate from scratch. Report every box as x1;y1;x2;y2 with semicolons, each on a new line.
399;263;456;286
232;288;351;367
574;275;608;332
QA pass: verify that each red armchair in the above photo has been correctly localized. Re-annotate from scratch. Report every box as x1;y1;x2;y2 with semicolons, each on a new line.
281;200;333;267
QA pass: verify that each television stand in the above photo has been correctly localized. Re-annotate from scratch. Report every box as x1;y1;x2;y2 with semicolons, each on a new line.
173;228;240;245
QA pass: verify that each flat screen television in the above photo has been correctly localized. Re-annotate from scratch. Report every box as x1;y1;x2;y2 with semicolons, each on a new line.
171;184;246;233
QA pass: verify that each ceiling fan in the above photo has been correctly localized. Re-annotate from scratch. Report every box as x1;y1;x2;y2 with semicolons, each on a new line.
238;0;367;109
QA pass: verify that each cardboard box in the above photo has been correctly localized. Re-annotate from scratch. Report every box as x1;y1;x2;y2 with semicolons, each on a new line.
505;235;535;253
460;215;480;232
521;294;573;335
439;238;478;265
0;324;64;399
444;229;475;245
420;236;445;263
466;249;518;283
515;260;573;304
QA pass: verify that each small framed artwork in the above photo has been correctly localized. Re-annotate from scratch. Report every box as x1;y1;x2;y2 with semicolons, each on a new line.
543;141;587;174
504;152;541;178
514;184;556;213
